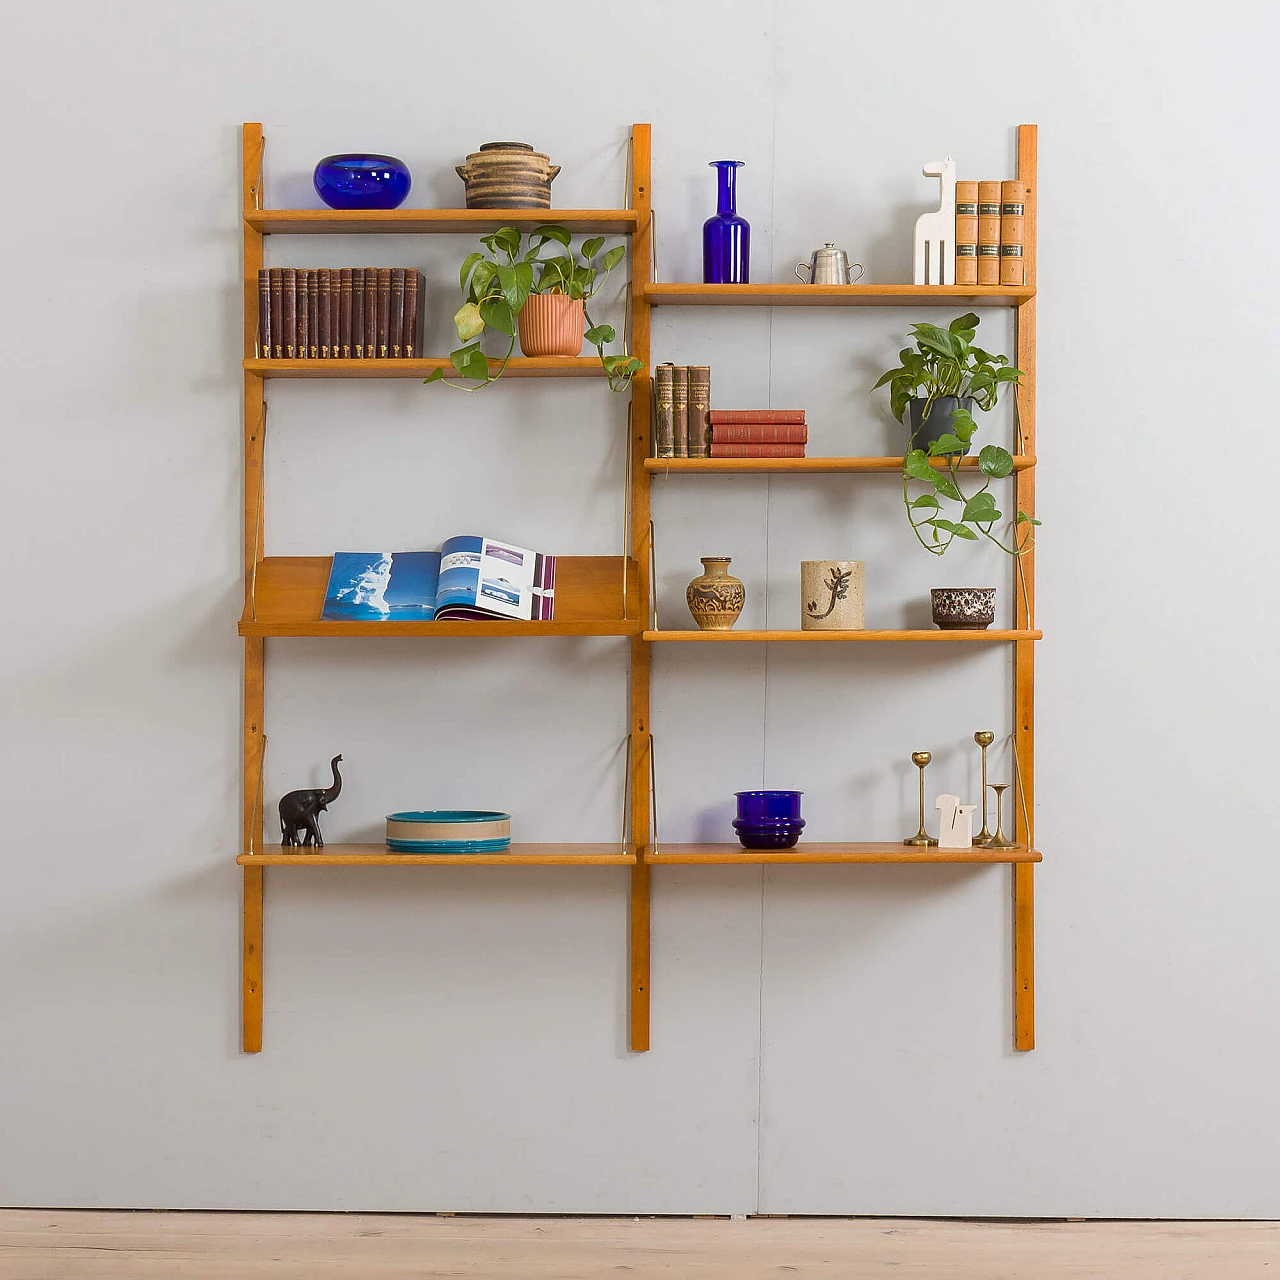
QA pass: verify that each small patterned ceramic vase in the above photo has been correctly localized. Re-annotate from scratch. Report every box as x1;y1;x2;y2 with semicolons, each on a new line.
930;587;996;630
686;557;745;630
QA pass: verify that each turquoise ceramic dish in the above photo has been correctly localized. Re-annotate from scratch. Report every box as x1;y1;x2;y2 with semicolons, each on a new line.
385;810;511;853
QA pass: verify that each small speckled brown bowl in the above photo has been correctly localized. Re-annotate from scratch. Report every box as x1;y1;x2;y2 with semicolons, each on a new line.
930;587;996;630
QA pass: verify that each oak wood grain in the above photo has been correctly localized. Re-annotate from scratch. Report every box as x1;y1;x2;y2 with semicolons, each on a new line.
239;556;640;638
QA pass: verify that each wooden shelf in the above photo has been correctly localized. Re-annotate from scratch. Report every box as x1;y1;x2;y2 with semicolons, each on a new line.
643;283;1035;308
240;556;639;638
244;357;605;380
647;842;1042;865
645;455;1036;475
644;629;1041;643
239;844;635;866
245;208;638;235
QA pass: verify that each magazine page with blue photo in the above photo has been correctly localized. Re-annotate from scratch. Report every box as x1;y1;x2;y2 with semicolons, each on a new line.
321;539;556;623
321;552;441;621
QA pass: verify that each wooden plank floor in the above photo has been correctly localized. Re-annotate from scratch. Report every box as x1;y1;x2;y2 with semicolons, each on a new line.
1;1211;1277;1279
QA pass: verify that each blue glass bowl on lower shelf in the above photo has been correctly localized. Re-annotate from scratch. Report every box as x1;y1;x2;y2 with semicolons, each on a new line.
732;817;806;850
735;789;803;823
385;809;511;854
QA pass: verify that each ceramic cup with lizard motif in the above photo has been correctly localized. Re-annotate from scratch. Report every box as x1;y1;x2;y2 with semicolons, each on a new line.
801;560;865;630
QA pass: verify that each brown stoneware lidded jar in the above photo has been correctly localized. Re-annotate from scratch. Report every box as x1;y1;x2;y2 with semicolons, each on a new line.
686;557;746;631
456;142;560;209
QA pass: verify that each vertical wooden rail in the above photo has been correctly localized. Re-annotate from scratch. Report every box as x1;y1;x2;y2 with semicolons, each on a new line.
1012;123;1038;1052
627;124;653;1052
242;123;267;1053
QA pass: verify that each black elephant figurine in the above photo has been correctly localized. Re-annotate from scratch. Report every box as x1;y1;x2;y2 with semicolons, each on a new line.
278;754;343;849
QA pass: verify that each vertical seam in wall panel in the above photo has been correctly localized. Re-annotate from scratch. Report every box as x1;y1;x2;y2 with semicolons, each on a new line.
756;0;781;1215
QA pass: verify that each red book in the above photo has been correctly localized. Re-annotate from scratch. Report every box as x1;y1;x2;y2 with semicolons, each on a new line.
711;443;807;458
707;409;806;425
711;423;808;444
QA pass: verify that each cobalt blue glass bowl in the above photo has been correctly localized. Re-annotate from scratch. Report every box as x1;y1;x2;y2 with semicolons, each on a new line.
733;821;805;851
314;153;412;210
735;789;803;824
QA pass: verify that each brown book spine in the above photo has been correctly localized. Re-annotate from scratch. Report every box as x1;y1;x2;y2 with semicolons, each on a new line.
653;364;675;458
282;268;297;359
317;269;331;358
1000;180;1026;286
711;443;807;458
269;269;283;358
353;269;367;358
955;180;979;288
977;181;1002;286
257;270;271;358
307;269;320;357
402;270;421;358
672;365;689;458
296;269;311;359
339;269;353;359
711;423;809;444
332;272;343;357
687;365;711;458
377;268;392;358
708;409;806;425
389;269;406;358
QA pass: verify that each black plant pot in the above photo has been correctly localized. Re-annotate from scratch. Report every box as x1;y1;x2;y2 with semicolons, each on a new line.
907;395;974;456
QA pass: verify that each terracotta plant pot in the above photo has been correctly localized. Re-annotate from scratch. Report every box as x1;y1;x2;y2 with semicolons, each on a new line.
518;294;584;357
686;557;745;630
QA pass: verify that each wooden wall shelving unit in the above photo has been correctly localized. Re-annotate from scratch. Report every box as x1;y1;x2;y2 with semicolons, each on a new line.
238;122;1039;1056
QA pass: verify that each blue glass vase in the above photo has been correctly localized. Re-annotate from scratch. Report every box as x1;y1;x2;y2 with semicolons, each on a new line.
703;160;750;283
313;153;412;210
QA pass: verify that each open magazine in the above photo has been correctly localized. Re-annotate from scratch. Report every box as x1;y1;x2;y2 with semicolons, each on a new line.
322;537;556;622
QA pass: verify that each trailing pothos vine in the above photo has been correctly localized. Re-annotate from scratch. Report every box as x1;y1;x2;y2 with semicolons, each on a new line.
873;313;1040;556
424;224;643;392
901;409;1039;556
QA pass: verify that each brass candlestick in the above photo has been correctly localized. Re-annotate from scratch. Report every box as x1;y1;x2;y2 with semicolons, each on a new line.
904;751;938;846
972;730;995;845
985;782;1018;849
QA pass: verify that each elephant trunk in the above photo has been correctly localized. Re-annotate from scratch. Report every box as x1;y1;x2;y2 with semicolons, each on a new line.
322;754;343;804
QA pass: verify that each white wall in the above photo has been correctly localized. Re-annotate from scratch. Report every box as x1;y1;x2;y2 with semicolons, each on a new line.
2;0;1277;1216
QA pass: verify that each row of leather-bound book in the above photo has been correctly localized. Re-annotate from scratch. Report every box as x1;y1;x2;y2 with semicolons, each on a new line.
956;180;1025;287
256;267;423;360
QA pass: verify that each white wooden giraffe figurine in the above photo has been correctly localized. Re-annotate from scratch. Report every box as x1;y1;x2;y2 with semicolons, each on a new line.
934;793;978;849
913;158;957;286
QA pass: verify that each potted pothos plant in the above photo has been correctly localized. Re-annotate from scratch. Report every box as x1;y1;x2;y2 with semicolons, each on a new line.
425;224;644;393
873;313;1039;556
